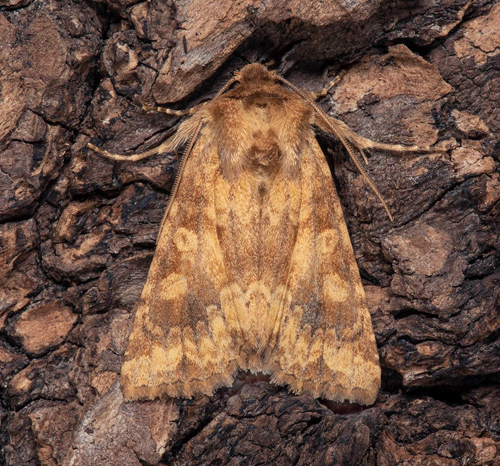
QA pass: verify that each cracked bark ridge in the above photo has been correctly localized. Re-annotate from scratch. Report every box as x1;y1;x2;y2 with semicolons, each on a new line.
1;0;499;465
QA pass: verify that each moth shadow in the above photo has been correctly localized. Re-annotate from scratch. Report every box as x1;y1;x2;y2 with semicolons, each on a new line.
218;370;364;414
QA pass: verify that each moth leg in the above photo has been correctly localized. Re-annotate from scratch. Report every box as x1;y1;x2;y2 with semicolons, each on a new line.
279;73;447;155
87;128;182;162
311;70;347;100
87;116;203;163
87;140;172;162
142;105;192;117
343;125;448;154
318;114;448;154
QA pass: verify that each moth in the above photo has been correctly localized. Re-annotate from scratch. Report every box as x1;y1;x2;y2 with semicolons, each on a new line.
88;63;444;405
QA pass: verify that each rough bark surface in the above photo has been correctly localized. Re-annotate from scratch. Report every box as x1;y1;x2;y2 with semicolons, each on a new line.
1;0;499;465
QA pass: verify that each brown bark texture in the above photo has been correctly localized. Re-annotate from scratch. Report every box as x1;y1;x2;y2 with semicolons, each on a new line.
0;0;499;465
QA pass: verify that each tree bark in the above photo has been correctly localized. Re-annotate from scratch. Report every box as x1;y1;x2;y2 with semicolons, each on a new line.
1;0;499;465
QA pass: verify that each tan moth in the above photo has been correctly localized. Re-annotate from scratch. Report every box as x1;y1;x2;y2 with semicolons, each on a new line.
88;64;445;404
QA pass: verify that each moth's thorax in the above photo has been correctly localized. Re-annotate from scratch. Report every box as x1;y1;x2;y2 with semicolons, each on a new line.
205;80;314;182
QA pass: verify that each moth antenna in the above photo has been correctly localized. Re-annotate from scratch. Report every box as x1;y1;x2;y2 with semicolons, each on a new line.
359;147;369;165
276;75;392;220
336;135;393;221
215;77;240;97
157;118;203;238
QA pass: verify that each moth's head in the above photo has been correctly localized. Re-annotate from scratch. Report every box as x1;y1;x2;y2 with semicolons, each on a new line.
235;63;277;84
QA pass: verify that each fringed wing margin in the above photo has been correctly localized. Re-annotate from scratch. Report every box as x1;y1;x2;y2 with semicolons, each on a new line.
120;131;240;400
268;138;381;405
